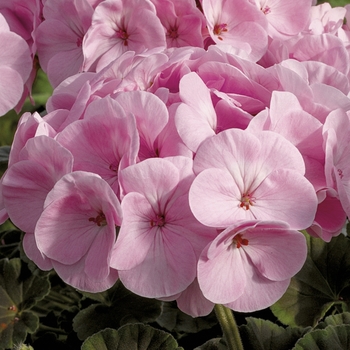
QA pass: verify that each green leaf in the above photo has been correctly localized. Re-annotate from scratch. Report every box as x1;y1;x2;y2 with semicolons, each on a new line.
293;325;350;350
0;258;50;349
271;234;350;327
81;324;183;350
13;344;34;350
73;281;162;340
30;68;53;108
239;317;310;350
194;338;227;350
316;312;350;329
156;302;218;334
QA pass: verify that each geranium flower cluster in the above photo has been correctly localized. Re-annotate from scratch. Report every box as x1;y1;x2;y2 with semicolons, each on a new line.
1;0;350;317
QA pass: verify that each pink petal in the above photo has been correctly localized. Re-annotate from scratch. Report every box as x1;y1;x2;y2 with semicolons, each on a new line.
118;226;197;298
198;239;246;304
224;253;290;312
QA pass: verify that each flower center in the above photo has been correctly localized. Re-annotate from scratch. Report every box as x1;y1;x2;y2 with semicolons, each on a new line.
115;28;129;46
232;234;249;248
213;23;228;41
239;193;255;210
89;212;107;226
261;5;271;15
150;214;166;228
109;161;119;173
167;26;179;39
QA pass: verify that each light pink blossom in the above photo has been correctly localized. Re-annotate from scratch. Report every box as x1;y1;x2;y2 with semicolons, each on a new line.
202;0;268;61
56;97;139;198
35;171;122;292
1;136;73;233
110;157;215;298
197;220;307;312
0;13;32;116
82;0;166;72
35;0;94;87
190;129;318;230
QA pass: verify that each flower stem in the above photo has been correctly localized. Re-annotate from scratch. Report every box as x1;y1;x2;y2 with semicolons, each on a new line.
214;304;244;350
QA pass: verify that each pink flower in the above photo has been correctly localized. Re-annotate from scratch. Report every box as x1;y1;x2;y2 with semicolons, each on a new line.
56;96;139;198
110;157;215;298
82;0;166;72
202;0;268;61
308;2;346;35
0;13;32;116
252;0;311;38
323;108;350;217
2;136;73;233
35;0;94;87
197;220;307;312
190;129;318;230
247;91;324;161
0;0;42;110
175;72;217;152
151;0;205;48
114;91;169;160
35;171;122;292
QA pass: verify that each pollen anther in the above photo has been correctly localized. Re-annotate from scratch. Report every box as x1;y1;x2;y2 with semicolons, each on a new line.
239;193;255;210
232;234;249;248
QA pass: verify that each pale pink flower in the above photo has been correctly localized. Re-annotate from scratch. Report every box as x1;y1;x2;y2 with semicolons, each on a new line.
202;0;268;61
308;2;346;35
323;108;350;217
83;0;166;72
151;0;205;48
56;97;139;198
0;13;32;116
0;0;42;110
175;72;217;152
307;189;347;242
36;0;94;87
35;171;122;292
110;157;215;298
1;136;73;233
287;33;349;77
197;220;307;312
190;129;318;230
114;91;169;160
0;111;56;225
252;0;311;38
174;278;215;317
247;91;324;161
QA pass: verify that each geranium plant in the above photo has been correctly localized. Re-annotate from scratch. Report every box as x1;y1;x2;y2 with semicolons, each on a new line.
0;0;350;349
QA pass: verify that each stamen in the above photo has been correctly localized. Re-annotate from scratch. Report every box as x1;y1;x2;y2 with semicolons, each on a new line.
213;23;228;41
232;234;249;248
115;28;129;46
239;193;255;210
261;5;271;15
89;212;107;226
150;214;166;227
